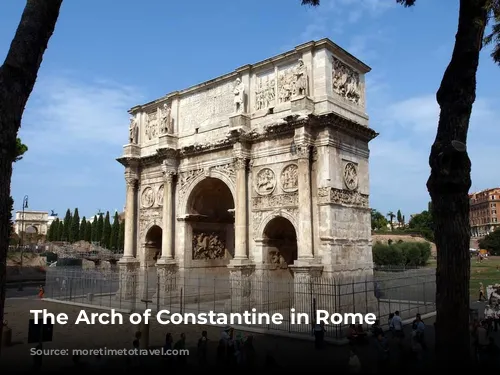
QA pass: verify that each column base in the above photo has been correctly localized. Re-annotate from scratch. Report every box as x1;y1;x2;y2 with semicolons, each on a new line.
117;258;140;301
290;264;324;316
226;263;255;313
156;261;178;305
290;95;314;113
228;113;250;131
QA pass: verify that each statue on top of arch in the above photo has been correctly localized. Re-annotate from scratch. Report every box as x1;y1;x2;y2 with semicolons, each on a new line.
160;103;173;134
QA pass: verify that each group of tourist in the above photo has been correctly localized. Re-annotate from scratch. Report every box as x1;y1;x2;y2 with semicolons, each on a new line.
160;326;257;368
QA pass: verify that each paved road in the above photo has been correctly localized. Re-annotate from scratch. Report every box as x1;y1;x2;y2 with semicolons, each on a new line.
6;286;39;300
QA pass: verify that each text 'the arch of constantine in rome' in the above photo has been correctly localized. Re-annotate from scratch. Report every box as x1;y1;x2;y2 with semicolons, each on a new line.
117;38;378;312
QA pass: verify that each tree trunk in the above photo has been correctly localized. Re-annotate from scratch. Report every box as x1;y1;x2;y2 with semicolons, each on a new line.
0;0;63;356
427;0;487;369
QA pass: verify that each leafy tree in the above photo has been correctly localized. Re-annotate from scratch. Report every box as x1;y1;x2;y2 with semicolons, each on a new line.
110;212;120;250
70;208;80;243
386;211;395;231
101;211;111;249
478;229;500;255
371;209;388;231
0;2;62;349
118;219;125;253
84;221;92;242
79;216;87;242
302;0;500;366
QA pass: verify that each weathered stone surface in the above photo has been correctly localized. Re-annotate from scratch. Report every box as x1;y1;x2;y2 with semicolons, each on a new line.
116;38;378;307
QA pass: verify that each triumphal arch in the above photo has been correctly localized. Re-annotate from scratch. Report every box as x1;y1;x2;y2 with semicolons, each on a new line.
117;38;378;312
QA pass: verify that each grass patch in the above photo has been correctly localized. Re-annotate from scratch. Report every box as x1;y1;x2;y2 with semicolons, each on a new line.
425;256;500;298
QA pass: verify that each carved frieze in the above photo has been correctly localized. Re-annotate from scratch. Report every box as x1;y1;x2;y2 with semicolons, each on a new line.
178;168;204;207
192;230;226;260
141;186;155;208
255;168;276;195
277;59;308;104
211;163;236;183
317;187;368;208
138;208;161;239
268;250;287;269
145;111;159;140
280;164;298;192
251;211;264;236
255;74;276;111
157;184;164;206
331;56;362;105
343;162;358;191
252;192;298;210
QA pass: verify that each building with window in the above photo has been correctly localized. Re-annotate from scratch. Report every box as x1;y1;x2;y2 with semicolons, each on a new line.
469;187;500;237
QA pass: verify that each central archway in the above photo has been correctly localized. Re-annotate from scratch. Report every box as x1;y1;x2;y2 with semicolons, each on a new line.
263;216;298;276
145;225;162;267
186;177;235;263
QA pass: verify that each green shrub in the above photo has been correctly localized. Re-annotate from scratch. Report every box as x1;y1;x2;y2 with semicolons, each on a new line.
372;241;431;267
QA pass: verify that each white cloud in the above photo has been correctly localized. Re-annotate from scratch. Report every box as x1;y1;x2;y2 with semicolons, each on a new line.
369;93;500;214
18;74;142;157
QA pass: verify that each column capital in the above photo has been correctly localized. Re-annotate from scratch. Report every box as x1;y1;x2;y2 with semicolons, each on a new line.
124;171;138;187
161;162;177;183
234;157;248;170
296;144;311;160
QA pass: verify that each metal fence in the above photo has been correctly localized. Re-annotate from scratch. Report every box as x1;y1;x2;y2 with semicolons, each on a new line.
45;266;436;340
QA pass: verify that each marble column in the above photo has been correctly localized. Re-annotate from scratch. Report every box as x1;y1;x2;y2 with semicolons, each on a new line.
122;171;138;260
297;145;314;260
233;157;248;261
160;171;175;260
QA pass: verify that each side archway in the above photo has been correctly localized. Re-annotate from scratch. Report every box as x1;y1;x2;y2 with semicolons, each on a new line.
144;225;162;266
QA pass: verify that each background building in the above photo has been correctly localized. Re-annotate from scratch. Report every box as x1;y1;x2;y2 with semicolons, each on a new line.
469;187;500;237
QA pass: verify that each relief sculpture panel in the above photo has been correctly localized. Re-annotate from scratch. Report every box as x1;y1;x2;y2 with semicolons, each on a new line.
192;231;226;260
255;168;276;195
277;59;308;104
280;164;298;192
317;187;368;208
343;162;358;191
157;184;164;206
145;111;159;140
252;192;298;210
332;56;362;105
254;72;276;111
141;186;155;208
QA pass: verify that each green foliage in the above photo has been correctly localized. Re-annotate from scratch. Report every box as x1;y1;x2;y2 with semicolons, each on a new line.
96;214;104;245
70;208;80;243
478;229;500;255
62;209;72;242
101;211;111;248
84;221;92;242
372;241;431;267
110;212;120;250
79;217;87;241
371;209;388;230
91;218;98;242
408;209;434;241
118;219;125;253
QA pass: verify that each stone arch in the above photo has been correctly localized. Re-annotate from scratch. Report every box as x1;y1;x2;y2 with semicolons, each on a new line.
145;224;162;266
256;210;298;241
261;215;298;269
179;170;236;217
25;225;38;234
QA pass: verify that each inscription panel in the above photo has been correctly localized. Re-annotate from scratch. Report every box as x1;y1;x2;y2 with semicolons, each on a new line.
178;81;234;131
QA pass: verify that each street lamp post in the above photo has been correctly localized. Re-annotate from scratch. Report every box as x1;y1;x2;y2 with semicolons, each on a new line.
18;195;28;291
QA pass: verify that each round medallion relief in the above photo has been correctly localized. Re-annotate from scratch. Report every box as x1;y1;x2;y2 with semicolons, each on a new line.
343;162;358;191
157;184;164;206
141;186;155;208
280;164;298;192
255;167;276;195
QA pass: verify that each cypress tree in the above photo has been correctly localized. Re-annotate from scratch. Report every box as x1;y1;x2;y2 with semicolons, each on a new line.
62;209;72;242
79;216;87;241
96;214;104;245
70;208;80;243
118;219;125;252
57;221;64;241
110;212;119;250
102;211;111;249
85;221;92;242
47;221;54;241
91;217;98;242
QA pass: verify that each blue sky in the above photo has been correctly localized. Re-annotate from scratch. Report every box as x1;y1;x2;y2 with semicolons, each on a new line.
1;0;499;221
